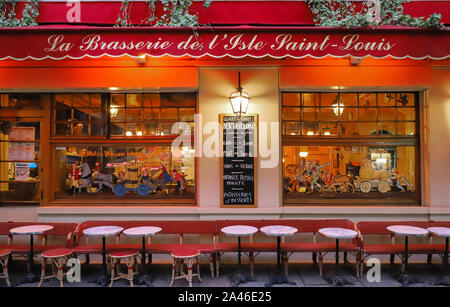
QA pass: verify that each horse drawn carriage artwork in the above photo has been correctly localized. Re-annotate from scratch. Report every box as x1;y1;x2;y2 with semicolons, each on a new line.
284;157;413;198
68;160;186;197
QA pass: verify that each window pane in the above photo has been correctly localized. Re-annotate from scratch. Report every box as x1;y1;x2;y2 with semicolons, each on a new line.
319;108;337;121
53;145;195;200
7;94;41;109
320;123;338;136
359;108;377;121
74;108;90;121
91;109;106;122
91;122;106;136
358;93;377;107
378;122;396;136
397;122;416;136
282;107;300;121
143;108;160;121
126;94;142;108
55;108;71;121
111;94;125;107
302;93;319;107
126;108;142;121
302;123;319;136
340;93;357;107
359;122;377;136
341;108;357;121
73;122;89;136
302;107;317;121
378;108;396;121
110;108;125;122
321;93;338;107
90;94;102;108
283;93;300;106
111;122;126;136
55;122;71;136
160;108;178;120
397;108;415;121
143;123;160;136
54;94;72;108
283;145;417;204
73;94;90;108
179;108;195;122
341;123;359;137
284;123;301;136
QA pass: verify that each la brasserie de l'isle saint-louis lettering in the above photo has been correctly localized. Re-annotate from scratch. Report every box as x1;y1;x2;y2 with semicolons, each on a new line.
44;33;395;54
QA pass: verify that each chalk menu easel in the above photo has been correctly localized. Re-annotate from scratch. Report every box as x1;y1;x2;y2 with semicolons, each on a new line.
220;114;257;208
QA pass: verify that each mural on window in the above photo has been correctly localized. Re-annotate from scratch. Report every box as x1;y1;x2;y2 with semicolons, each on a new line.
282;92;419;205
54;145;195;200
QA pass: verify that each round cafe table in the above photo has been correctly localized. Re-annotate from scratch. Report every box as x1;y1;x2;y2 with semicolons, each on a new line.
260;225;297;287
10;225;54;286
123;226;162;287
387;225;429;287
318;227;358;286
83;226;124;287
221;225;258;287
427;227;450;286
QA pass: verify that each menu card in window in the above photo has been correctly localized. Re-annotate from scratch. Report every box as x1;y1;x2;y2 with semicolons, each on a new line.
220;114;258;208
8;127;35;161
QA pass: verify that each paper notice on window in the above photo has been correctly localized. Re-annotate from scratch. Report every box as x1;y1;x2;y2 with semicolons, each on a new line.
15;163;30;181
8;127;35;161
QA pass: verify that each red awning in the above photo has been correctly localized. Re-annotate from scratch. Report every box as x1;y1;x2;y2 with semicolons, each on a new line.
0;26;449;61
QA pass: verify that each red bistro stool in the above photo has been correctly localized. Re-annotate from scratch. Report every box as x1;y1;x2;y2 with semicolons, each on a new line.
38;248;73;287
170;249;202;287
0;249;11;287
108;250;139;287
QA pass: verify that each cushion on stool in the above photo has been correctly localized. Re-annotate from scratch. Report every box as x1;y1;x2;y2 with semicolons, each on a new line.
42;248;73;258
109;250;139;258
0;249;11;257
171;248;200;259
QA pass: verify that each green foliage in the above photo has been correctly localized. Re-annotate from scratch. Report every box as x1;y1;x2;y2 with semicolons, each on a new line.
116;0;211;27
0;0;39;27
306;0;444;29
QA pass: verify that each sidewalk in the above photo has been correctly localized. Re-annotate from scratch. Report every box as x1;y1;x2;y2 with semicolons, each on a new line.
5;261;449;287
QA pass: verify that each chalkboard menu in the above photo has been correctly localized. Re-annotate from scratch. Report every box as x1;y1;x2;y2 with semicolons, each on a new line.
220;114;257;208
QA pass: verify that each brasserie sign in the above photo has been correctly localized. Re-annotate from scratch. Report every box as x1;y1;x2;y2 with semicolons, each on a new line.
0;27;448;60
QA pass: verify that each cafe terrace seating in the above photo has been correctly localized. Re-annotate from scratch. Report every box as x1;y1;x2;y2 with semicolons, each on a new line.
0;219;449;282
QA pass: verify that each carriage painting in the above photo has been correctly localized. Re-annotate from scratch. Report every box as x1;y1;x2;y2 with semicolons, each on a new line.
284;157;413;197
68;161;186;197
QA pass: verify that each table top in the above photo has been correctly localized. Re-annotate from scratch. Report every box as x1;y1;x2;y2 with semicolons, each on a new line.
221;225;258;237
260;225;298;237
123;226;162;237
83;226;124;237
318;227;358;239
10;225;54;235
427;227;450;238
387;225;429;237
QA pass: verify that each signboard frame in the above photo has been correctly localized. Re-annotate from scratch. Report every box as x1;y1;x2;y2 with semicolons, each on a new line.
219;113;258;208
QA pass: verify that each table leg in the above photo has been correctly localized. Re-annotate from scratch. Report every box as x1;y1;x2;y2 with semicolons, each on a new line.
265;236;296;287
14;235;40;286
326;239;354;286
137;237;153;287
434;237;450;286
397;236;422;286
89;237;108;287
230;236;255;287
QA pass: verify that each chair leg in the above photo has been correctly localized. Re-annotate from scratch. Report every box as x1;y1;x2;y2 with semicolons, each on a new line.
85;254;90;265
128;257;134;287
318;254;324;277
109;258;115;287
3;256;11;287
249;252;255;278
170;258;176;287
187;259;193;288
38;258;46;287
196;257;202;282
209;254;214;278
427;254;432;265
344;252;348;263
215;253;220;278
312;252;317;264
57;258;64;287
390;254;395;265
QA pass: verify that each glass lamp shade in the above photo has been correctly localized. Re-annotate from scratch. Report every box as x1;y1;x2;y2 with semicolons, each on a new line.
332;102;344;116
229;90;249;116
110;105;119;117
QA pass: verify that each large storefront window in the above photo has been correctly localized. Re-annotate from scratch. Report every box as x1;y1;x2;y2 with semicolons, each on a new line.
50;92;196;204
54;145;195;201
282;92;419;205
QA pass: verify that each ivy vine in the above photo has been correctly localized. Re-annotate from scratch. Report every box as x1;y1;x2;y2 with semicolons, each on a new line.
306;0;444;28
0;0;39;27
116;0;211;27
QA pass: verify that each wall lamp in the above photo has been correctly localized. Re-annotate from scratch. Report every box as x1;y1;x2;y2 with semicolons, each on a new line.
229;71;250;117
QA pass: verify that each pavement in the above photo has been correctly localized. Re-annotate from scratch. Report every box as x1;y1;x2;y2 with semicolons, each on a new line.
3;258;449;288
